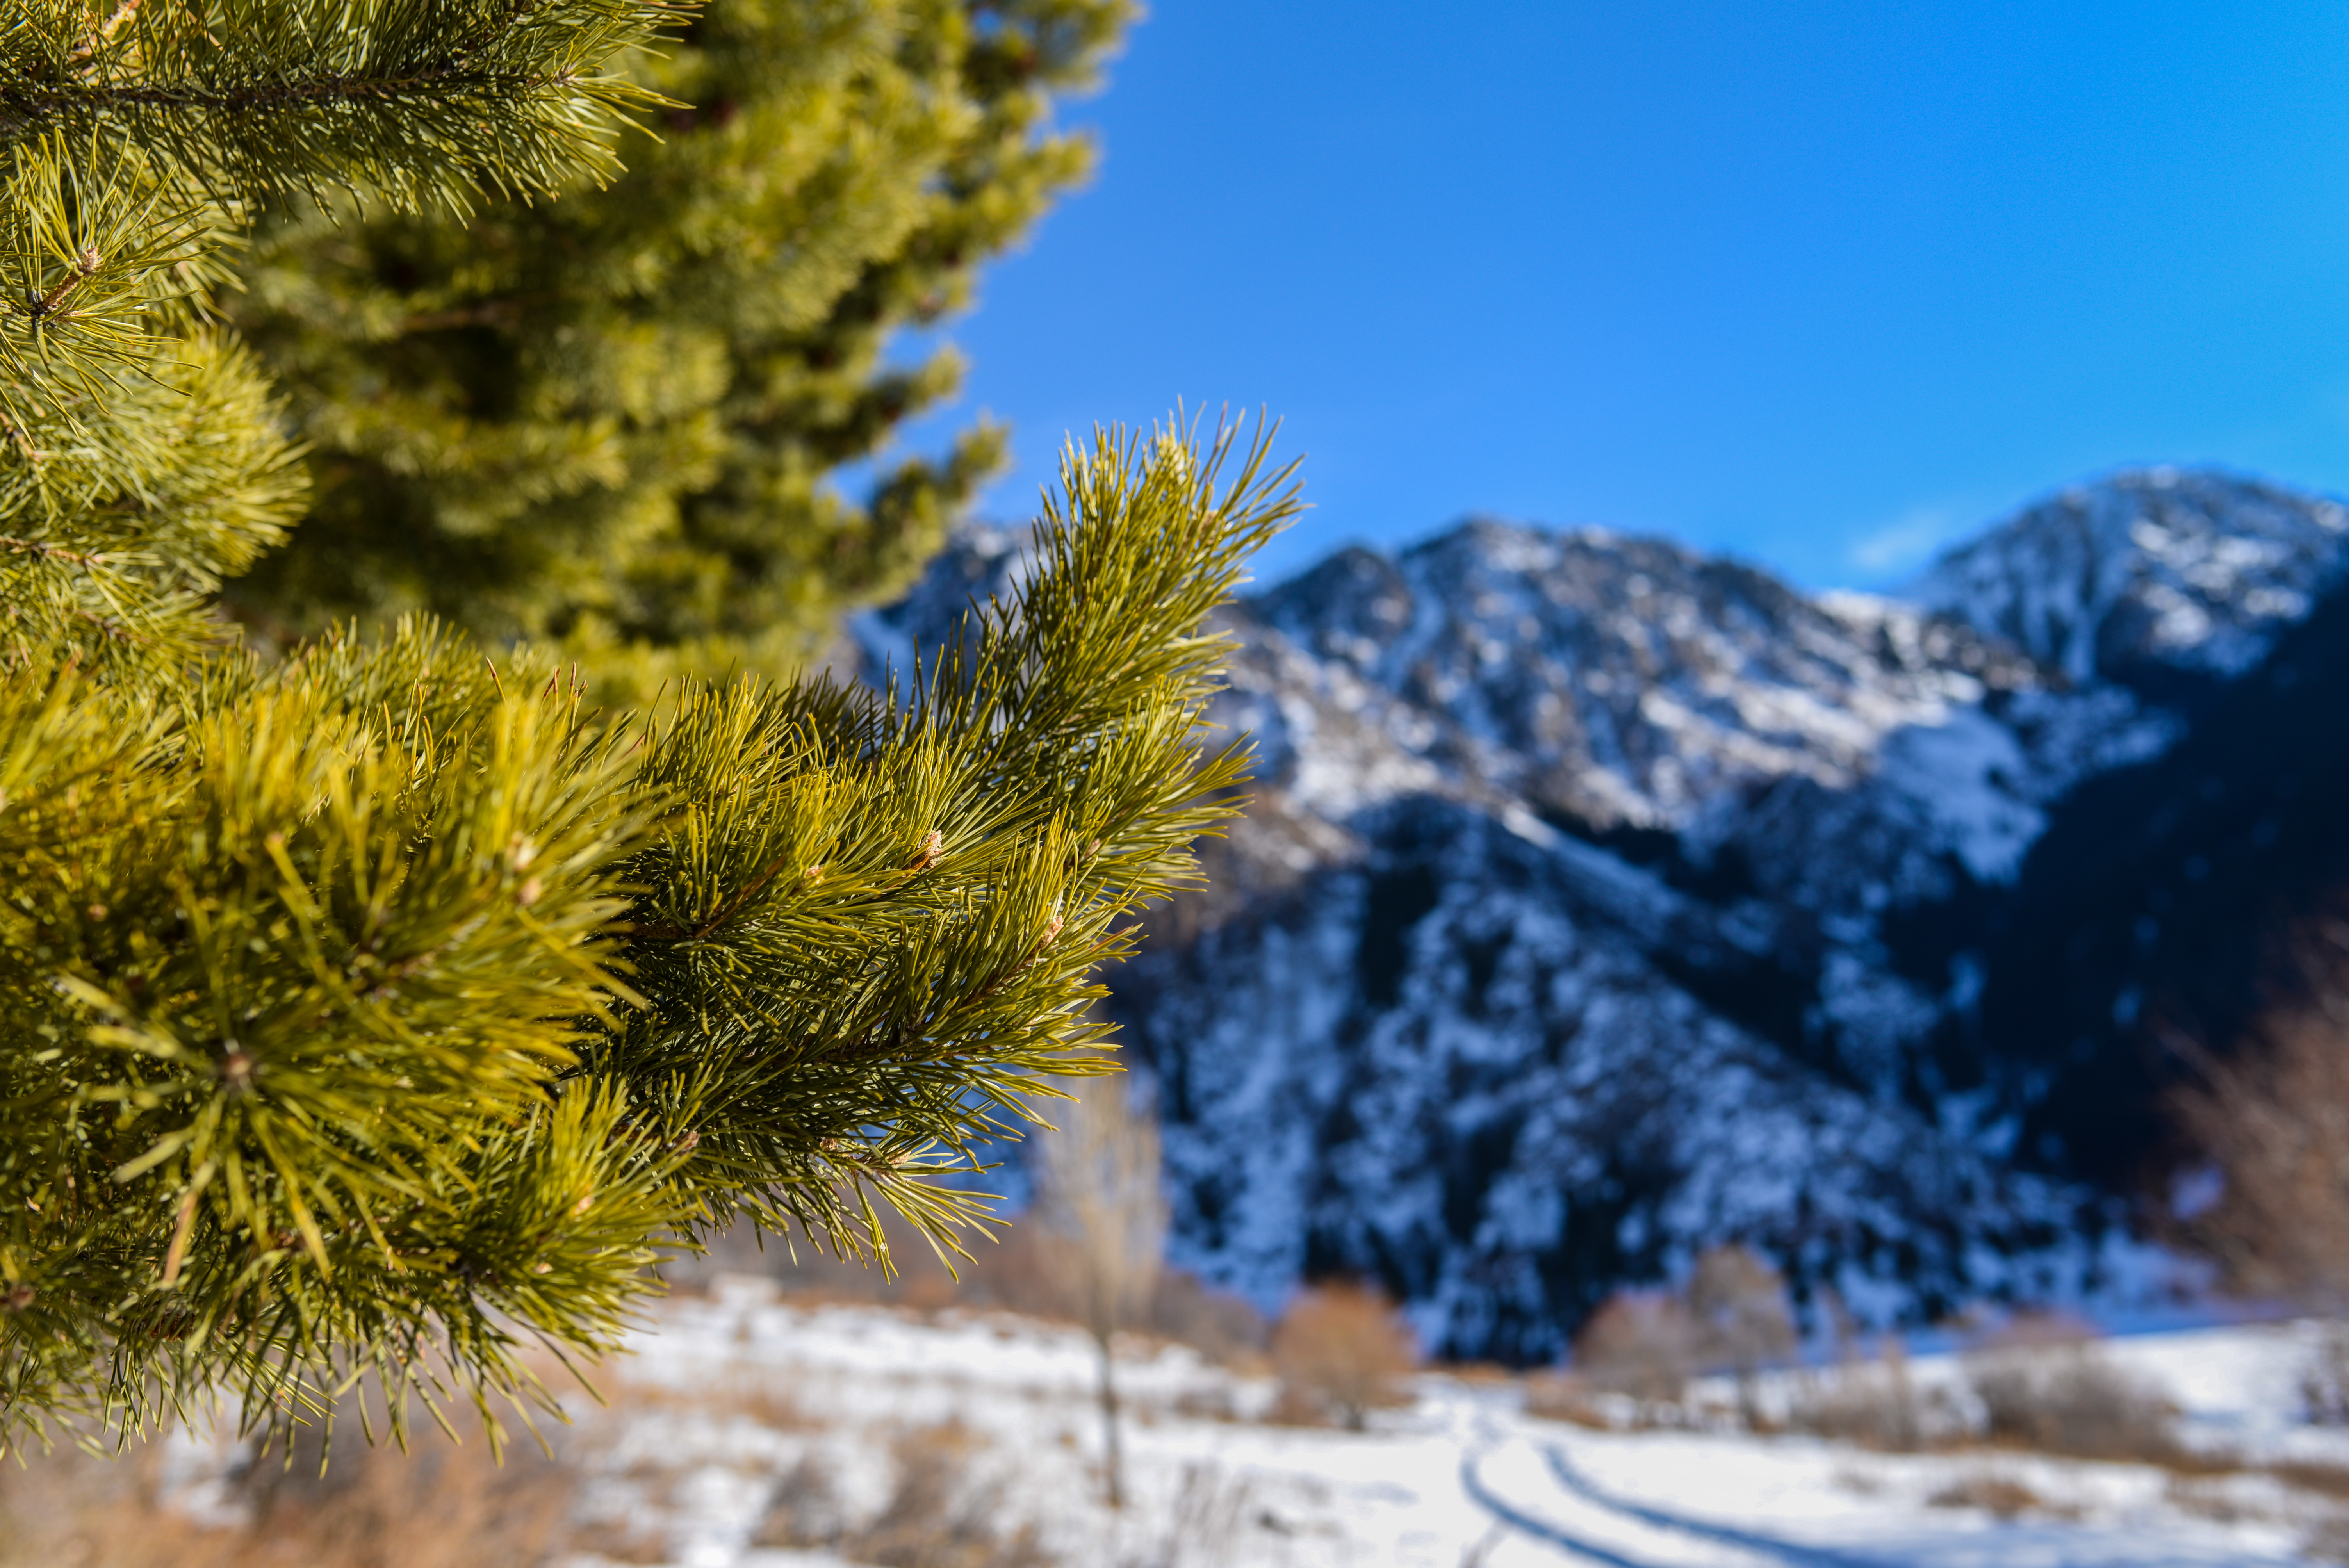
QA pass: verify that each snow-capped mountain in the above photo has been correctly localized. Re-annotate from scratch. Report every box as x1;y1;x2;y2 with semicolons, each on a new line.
1911;467;2349;686
860;468;2349;1361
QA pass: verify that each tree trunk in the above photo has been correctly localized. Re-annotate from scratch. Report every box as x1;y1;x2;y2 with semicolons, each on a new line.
1094;1327;1125;1509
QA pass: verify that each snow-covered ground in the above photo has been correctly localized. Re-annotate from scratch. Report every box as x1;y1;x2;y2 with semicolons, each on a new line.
477;1279;2349;1568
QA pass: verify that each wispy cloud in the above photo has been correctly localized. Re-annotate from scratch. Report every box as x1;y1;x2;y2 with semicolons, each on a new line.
1848;506;1964;579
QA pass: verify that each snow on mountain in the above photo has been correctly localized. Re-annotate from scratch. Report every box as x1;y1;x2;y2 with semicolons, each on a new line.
1251;522;2028;837
1910;467;2349;685
863;467;2349;1360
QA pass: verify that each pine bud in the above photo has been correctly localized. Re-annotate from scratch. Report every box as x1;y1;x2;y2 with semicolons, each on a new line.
1154;435;1193;484
75;248;100;275
218;1050;254;1093
909;829;944;870
571;1192;594;1216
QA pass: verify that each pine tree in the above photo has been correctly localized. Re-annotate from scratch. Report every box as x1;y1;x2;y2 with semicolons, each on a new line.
0;0;1294;1456
220;0;1132;694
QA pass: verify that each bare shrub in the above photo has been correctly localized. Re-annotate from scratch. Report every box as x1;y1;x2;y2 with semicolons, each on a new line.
1522;1371;1613;1430
756;1423;1055;1568
2306;1515;2349;1566
2167;924;2349;1447
0;1445;220;1568
1146;1271;1269;1368
1130;1462;1256;1568
2304;1324;2349;1427
1263;1381;1335;1428
753;1456;853;1551
1787;1339;1924;1452
1271;1283;1417;1431
1964;1319;2179;1462
854;1424;1055;1568
1572;1290;1697;1405
1831;1466;1886;1496
1927;1471;2071;1521
2169;925;2349;1309
2163;1473;2248;1523
1687;1244;1797;1423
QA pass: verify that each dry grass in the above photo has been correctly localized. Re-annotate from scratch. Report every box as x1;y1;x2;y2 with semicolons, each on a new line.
1169;1384;1240;1423
1926;1471;2075;1521
0;1422;573;1568
2271;1459;2349;1499
600;1365;817;1432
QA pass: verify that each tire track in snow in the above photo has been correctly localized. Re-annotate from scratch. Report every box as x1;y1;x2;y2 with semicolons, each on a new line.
1541;1444;1904;1568
1458;1450;1662;1567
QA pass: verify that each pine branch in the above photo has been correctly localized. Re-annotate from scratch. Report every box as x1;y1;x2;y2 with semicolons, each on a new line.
0;0;691;212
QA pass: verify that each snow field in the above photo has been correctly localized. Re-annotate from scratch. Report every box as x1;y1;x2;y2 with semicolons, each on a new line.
522;1282;2349;1567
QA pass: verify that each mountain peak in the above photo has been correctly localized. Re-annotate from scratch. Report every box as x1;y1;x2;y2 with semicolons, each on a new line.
1909;467;2349;688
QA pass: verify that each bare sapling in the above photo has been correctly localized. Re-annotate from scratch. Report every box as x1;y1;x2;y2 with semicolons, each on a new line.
2171;921;2349;1413
1962;1313;2178;1462
1688;1244;1798;1427
1031;1071;1169;1509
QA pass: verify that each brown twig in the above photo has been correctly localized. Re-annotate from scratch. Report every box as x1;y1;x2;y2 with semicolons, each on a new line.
0;535;105;565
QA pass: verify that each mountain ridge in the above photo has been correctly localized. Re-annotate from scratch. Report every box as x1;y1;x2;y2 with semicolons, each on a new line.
858;465;2349;1358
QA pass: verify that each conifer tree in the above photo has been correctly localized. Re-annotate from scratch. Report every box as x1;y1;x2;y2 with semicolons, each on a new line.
221;0;1132;692
0;0;1293;1456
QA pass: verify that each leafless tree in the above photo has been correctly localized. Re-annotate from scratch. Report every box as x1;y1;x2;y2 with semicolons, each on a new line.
2172;997;2349;1309
1030;1071;1167;1509
1688;1243;1798;1425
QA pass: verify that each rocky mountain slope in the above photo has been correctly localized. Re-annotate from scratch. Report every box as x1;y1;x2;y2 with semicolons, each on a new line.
859;468;2349;1361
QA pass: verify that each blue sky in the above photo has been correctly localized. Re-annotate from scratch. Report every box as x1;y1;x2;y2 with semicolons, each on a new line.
885;1;2349;590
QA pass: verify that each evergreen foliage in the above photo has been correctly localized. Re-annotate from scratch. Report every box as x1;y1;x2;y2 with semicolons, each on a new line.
0;0;1293;1458
223;0;1133;689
